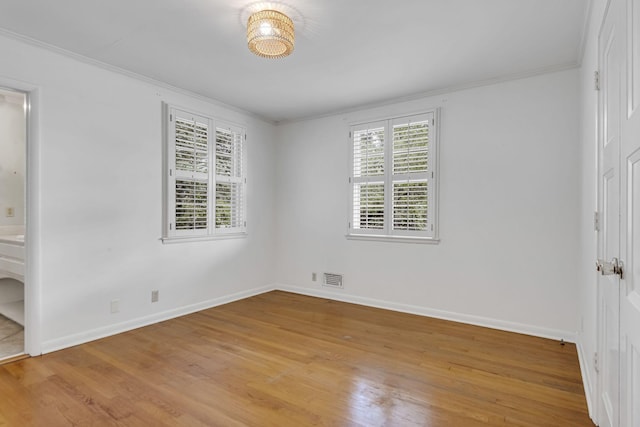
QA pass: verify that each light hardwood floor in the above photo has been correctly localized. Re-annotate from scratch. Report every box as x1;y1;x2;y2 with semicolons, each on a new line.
0;291;593;426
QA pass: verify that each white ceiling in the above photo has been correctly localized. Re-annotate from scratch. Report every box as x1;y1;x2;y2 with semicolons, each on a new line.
0;0;587;123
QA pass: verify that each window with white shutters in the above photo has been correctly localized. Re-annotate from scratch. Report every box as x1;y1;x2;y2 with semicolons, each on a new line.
348;110;438;242
352;122;385;232
215;125;245;231
164;105;247;241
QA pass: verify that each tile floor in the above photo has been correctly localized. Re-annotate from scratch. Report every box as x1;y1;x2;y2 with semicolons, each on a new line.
0;314;23;360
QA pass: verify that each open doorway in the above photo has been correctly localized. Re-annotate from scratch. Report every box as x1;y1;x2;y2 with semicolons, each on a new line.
0;87;26;361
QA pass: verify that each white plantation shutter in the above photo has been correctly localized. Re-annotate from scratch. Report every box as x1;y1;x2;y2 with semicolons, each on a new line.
392;114;431;235
169;109;211;236
349;111;438;240
165;105;247;240
175;116;209;175
392;117;429;175
215;124;246;232
176;180;208;230
353;183;385;229
393;180;428;231
351;122;386;232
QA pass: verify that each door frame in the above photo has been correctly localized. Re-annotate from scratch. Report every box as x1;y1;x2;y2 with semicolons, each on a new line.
0;76;41;356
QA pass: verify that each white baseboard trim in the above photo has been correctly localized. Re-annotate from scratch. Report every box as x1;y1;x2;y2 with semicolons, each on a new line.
274;284;577;343
41;283;578;354
576;339;596;422
41;285;274;354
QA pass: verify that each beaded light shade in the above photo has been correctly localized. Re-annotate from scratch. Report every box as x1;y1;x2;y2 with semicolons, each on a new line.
247;9;294;58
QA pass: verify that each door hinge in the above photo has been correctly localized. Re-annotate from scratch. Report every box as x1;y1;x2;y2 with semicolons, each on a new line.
594;71;600;91
594;352;599;373
169;223;173;231
349;131;352;138
594;211;600;232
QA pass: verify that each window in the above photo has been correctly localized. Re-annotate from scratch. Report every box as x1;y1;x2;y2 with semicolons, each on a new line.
348;110;438;242
164;105;246;241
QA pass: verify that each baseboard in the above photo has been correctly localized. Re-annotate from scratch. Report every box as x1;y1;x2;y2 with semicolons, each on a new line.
576;339;596;422
41;285;274;354
41;283;578;354
274;284;577;343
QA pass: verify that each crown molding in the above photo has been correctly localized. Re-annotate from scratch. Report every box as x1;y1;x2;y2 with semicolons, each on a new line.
0;28;277;125
0;27;580;128
276;62;580;125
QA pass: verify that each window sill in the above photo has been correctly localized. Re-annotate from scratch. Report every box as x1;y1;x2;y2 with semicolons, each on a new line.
161;233;247;244
345;234;440;244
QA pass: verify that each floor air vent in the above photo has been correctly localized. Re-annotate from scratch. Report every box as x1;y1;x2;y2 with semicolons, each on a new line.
323;273;343;288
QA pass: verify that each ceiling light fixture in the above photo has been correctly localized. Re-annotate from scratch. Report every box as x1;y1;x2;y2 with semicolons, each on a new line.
247;9;294;59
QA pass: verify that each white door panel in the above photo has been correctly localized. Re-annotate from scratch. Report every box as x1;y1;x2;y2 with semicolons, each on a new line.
599;0;640;425
598;0;622;426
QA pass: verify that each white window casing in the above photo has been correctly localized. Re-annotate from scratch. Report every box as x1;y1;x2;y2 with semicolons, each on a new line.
348;110;439;243
164;104;247;242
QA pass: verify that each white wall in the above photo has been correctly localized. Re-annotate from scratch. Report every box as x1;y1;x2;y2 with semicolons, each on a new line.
0;30;586;357
577;0;607;419
275;69;581;339
0;34;278;352
0;93;25;228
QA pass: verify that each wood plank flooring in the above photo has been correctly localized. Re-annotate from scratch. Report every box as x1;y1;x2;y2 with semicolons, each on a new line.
0;291;593;426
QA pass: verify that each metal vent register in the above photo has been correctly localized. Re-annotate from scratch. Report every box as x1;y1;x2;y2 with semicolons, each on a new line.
323;273;343;288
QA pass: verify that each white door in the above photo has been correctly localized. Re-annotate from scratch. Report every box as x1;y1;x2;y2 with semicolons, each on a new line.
620;0;640;424
598;0;622;425
598;0;640;426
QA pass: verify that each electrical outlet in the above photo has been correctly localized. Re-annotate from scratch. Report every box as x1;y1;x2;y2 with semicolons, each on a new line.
110;299;120;314
151;290;159;303
312;272;317;281
5;207;14;217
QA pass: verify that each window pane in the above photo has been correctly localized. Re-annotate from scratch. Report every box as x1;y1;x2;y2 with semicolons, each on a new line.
216;182;243;229
353;182;384;230
175;179;208;230
354;127;385;177
175;118;208;173
216;127;243;178
393;120;429;174
393;180;428;231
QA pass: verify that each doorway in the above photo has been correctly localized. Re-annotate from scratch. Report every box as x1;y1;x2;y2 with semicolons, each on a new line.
0;87;26;361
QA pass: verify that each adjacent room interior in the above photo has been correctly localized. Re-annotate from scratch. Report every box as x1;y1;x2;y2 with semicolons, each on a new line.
0;0;637;426
0;88;25;361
